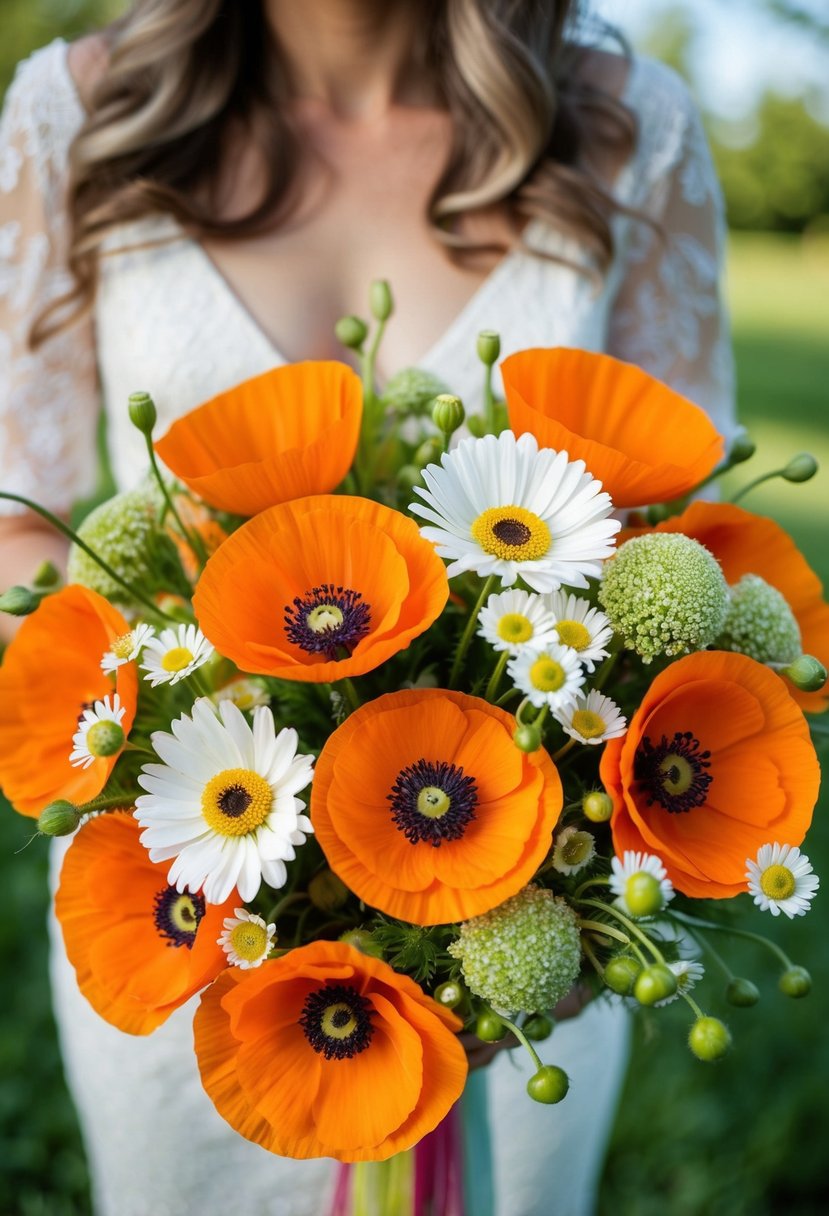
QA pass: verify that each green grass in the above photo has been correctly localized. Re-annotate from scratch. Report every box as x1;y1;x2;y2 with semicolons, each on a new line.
1;232;827;1215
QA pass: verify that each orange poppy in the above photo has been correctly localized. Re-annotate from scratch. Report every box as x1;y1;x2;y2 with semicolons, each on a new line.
55;812;234;1034
194;940;466;1161
0;586;138;818
154;361;363;517
311;689;562;924
193;495;449;683
501;348;725;507
622;501;829;713
600;650;819;899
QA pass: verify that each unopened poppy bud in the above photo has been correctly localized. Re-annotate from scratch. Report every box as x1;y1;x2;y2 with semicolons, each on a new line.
369;279;393;322
513;723;541;753
334;315;368;350
431;394;466;436
782;453;818;483
726;977;760;1007
0;586;39;616
475;1010;506;1042
688;1015;731;1061
604;955;642;995
778;965;811;998
476;330;501;367
527;1064;569;1104
32;560;61;589
729;433;756;464
128;391;157;436
523;1014;554;1042
308;869;349;912
38;800;82;837
780;655;826;693
414;437;443;469
434;981;465;1010
634;963;677;1006
582;790;613;823
339;928;384;959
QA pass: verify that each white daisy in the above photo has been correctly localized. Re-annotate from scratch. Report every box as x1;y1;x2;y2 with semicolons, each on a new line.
140;623;214;687
552;825;596;875
746;843;819;919
218;907;276;969
546;591;614;673
69;693;127;768
211;677;271;712
100;623;155;675
135;698;314;904
609;851;675;917
477;588;559;655
507;641;585;710
554;690;627;746
654;960;705;1007
410;431;619;592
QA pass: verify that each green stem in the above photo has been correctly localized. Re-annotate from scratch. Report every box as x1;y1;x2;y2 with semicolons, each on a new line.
482;363;496;434
730;468;787;505
669;910;793;970
573;875;611;900
266;892;309;923
681;991;706;1020
80;793;139;813
0;491;174;620
338;677;362;714
497;1012;544;1072
496;687;521;708
592;636;622;693
449;575;497;689
578;918;631;947
685;924;734;982
551;737;576;764
580;935;606;980
123;742;157;759
144;435;209;567
484;650;509;702
577;897;667;964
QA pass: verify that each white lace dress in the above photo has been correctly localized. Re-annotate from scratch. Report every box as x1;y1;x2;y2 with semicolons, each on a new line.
0;41;737;1216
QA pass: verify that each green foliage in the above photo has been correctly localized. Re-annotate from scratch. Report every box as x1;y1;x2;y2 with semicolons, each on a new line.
369;919;456;985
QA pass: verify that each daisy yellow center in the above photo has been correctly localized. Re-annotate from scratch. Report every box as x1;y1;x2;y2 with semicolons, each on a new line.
471;506;551;562
556;620;591;651
570;709;605;739
320;1001;359;1041
161;646;195;673
497;613;534;644
759;864;796;900
416;786;452;819
229;921;269;961
201;767;273;836
307;604;344;634
111;631;135;659
85;720;124;757
530;655;566;692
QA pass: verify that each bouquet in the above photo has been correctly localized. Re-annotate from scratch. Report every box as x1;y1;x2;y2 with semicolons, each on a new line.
1;282;825;1216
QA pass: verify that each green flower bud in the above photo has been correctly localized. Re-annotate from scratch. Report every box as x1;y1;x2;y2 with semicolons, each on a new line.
128;391;157;436
646;502;674;525
433;981;465;1010
718;574;801;665
431;394;466;436
85;720;125;758
339;929;384;959
334;315;368;350
604;955;643;996
513;723;542;753
476;330;501;367
729;433;756;464
0;586;39;616
522;1014;554;1042
526;1064;569;1105
688;1015;731;1061
726;977;760;1007
414;437;443;469
634;963;678;1006
624;872;665;918
782;453;818;483
582;790;613;823
382;368;449;415
466;416;486;438
308;870;350;912
369;279;393;322
778;965;811;998
31;560;61;589
396;464;423;492
475;1010;506;1042
781;655;827;693
37;800;82;837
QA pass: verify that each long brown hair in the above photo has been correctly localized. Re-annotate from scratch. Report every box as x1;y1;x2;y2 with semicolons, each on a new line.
34;0;636;345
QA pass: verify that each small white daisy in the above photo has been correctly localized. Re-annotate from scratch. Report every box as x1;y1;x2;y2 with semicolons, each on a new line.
69;693;127;768
746;843;819;919
552;825;596;875
554;690;627;746
477;588;559;655
546;591;614;673
218;907;276;969
135;698;314;904
411;431;619;592
101;623;155;675
140;623;214;687
211;677;271;712
654;960;705;1007
507;641;585;710
610;851;675;917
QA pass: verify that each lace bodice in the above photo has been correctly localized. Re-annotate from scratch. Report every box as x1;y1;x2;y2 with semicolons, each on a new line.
1;39;736;516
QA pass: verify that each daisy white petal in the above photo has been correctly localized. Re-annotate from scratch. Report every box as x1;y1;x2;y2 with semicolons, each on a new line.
655;960;705;1007
69;694;127;769
610;851;674;917
477;588;559;655
546;591;614;672
100;623;155;675
218;907;276;969
507;641;585;710
140;624;214;687
554;689;627;745
745;842;819;919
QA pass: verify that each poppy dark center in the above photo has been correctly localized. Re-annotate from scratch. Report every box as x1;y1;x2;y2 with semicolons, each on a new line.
284;584;372;660
300;984;375;1060
153;885;205;948
218;784;252;818
492;518;531;547
388;758;478;846
634;731;713;814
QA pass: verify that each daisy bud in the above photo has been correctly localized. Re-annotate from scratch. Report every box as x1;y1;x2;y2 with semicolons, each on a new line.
634;963;677;1006
339;928;384;959
434;981;465;1010
476;330;501;367
475;1010;506;1042
523;1014;554;1041
604;955;642;996
466;415;486;438
781;655;827;693
782;453;818;483
0;586;39;616
527;1064;569;1104
85;720;125;758
369;279;393;322
718;575;801;665
624;871;665;918
334;314;368;350
582;790;613;823
778;965;811;999
308;869;350;912
415;437;444;469
728;433;756;464
37;800;82;837
726;977;760;1007
513;723;542;753
688;1015;731;1061
431;394;466;437
32;560;61;589
127;391;157;436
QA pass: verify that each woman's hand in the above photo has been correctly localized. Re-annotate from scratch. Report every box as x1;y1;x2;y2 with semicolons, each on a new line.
461;982;594;1071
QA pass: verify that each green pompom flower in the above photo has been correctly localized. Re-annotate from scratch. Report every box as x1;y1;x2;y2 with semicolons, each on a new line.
448;885;581;1014
599;533;728;662
381;368;449;415
718;574;801;665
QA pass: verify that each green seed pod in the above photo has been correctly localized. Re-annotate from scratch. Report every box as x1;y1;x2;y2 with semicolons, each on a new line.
778;965;811;999
414;437;443;469
729;433;756;464
476;330;501;367
688;1015;731;1061
334;315;369;350
475;1010;506;1042
782;453;818;483
31;560;61;589
37;800;83;837
781;655;827;693
0;586;39;616
582;791;613;823
604;955;642;996
624;872;665;918
526;1065;569;1104
434;981;465;1010
513;723;542;753
634;963;678;1006
127;391;157;436
522;1014;554;1042
369;279;393;322
726;977;760;1008
431;394;466;436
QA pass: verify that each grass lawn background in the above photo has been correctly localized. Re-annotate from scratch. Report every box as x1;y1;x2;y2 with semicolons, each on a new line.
1;233;827;1215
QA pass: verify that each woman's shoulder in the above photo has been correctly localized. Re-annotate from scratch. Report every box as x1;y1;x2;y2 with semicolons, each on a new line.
1;39;86;192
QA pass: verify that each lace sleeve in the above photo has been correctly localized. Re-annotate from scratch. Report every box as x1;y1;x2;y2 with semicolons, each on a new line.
607;64;739;448
0;42;98;517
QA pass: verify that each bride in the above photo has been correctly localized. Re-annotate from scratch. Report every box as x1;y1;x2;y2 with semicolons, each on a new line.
0;2;737;1213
